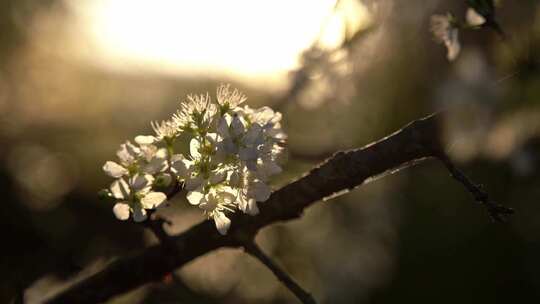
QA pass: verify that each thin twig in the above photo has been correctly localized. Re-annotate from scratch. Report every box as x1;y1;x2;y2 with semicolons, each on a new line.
436;152;514;222
244;242;317;304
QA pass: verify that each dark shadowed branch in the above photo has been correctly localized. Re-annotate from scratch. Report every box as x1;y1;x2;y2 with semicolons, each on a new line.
437;153;514;222
244;242;317;304
45;112;513;304
141;212;176;251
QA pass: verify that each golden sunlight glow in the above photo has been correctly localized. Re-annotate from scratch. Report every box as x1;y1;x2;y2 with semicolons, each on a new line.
70;0;369;87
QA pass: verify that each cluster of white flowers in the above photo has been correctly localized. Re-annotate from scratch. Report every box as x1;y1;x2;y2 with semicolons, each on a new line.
101;85;286;235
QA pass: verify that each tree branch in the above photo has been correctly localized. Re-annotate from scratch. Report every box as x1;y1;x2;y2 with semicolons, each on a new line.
140;212;176;251
436;153;514;222
244;242;316;304
45;112;512;303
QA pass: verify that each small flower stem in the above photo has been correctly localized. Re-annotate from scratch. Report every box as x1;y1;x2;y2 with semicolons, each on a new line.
436;152;514;222
166;140;174;175
243;242;317;304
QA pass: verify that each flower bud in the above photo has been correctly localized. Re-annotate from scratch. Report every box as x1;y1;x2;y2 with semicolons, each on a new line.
154;173;172;188
98;189;114;201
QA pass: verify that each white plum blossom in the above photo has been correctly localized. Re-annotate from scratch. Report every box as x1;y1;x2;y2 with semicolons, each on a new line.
430;14;461;61
170;154;190;177
110;174;167;222
139;145;168;175
216;84;247;113
151;120;180;142
101;84;286;234
198;187;237;235
173;93;217;134
102;141;140;178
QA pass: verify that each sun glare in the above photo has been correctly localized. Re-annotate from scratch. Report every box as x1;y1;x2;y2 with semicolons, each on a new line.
70;0;368;87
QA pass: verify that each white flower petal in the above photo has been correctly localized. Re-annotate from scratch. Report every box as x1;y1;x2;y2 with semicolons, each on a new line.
217;189;236;204
110;178;130;199
190;138;201;159
130;174;154;191
239;196;259;216
143;157;168;174
139;144;158;162
199;196;217;212
132;207;148;222
224;184;239;196
269;111;282;125
205;133;219;146
244;159;258;171
103;161;128;178
187;189;205;205
267;161;282;175
171;156;190;178
117;141;140;164
185;175;203;191
126;141;140;155
249;181;272;202
239;147;258;161
257;160;282;180
170;153;185;163
217;117;230;138
137;186;152;197
112;202;130;220
209;170;226;184
155;148;168;159
231;115;245;137
253;107;275;124
218;138;237;155
244;124;262;145
141;192;167;209
229;171;241;187
214;211;231;235
135;135;156;145
266;128;287;140
466;8;486;26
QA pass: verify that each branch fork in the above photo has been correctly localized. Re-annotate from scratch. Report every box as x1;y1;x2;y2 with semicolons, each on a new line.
46;112;514;304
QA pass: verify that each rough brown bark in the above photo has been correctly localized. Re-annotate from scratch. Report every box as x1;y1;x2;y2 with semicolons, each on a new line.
46;112;510;304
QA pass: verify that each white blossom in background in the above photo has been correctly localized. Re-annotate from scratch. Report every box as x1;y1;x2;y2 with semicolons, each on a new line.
430;13;461;61
466;7;486;27
101;84;287;235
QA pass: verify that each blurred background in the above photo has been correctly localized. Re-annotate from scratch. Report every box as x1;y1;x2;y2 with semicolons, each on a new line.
1;0;540;303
